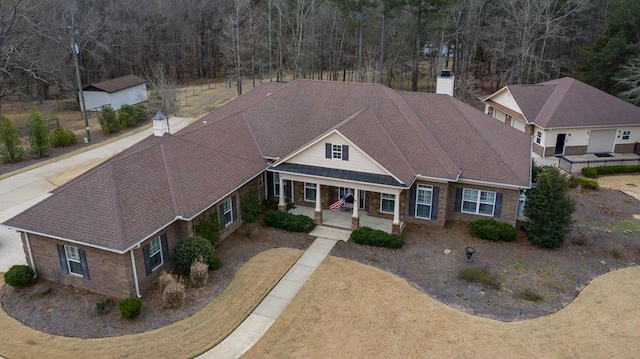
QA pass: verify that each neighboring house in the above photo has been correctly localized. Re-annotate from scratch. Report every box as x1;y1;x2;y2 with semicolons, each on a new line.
482;77;640;157
83;75;147;111
3;80;531;298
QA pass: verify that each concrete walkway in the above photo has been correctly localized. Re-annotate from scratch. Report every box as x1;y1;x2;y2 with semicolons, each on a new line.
199;226;351;358
0;117;196;272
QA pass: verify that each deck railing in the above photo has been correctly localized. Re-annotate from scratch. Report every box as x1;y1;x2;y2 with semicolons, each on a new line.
558;156;640;173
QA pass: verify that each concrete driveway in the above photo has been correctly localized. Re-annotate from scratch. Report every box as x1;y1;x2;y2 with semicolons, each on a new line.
0;117;196;272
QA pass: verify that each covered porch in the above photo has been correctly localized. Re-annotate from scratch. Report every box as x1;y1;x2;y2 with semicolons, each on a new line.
290;206;395;234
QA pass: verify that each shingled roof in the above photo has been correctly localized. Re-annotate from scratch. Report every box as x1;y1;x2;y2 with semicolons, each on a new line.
4;79;531;252
503;77;640;128
83;75;146;93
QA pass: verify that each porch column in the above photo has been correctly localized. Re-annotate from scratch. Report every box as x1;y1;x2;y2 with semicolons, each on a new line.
351;188;360;229
314;183;323;225
392;190;401;234
277;176;286;211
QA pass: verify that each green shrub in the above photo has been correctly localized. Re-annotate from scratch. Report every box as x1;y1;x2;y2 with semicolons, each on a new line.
350;227;405;249
470;219;517;242
264;210;315;232
98;106;120;135
577;176;599;190
567;175;579;188
118;104;148;128
241;189;262;223
592;165;640;175
95;298;114;316
50;126;76;147
25;107;50;157
263;197;278;211
0;115;25;163
581;167;598;178
173;236;215;274
457;268;501;290
194;215;220;246
4;265;35;287
211;256;223;270
118;297;142;319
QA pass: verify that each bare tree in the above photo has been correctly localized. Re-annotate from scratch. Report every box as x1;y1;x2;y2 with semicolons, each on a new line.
147;64;178;115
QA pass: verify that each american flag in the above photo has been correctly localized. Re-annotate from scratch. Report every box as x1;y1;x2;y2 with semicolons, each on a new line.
330;189;351;211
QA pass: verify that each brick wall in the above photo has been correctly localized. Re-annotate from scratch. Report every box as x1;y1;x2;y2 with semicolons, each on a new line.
446;183;520;226
403;181;448;228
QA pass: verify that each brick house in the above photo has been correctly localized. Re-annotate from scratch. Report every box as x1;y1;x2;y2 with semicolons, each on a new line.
4;80;531;298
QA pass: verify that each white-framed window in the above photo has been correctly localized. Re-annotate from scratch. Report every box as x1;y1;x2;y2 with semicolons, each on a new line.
462;188;496;216
332;144;342;159
535;131;542;144
149;237;163;271
64;245;84;276
416;184;433;219
380;193;395;213
304;182;317;202
273;172;280;196
222;197;233;227
622;130;631;140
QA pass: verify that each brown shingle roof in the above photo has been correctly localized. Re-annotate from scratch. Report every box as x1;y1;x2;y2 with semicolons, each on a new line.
4;134;266;252
507;77;640;128
84;75;146;93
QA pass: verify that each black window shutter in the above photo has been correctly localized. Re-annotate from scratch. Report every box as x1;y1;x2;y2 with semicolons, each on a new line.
454;188;463;212
342;145;349;161
267;172;274;197
143;244;152;276
408;184;417;217
79;248;90;280
431;187;440;220
494;193;503;218
285;180;293;199
325;143;331;158
219;203;226;227
161;233;170;262
231;196;238;222
57;244;69;274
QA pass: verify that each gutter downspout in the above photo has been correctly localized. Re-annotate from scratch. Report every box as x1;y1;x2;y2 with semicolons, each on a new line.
24;233;37;278
130;249;141;298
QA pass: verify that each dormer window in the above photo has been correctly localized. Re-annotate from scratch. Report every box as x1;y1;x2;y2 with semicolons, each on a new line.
325;143;349;161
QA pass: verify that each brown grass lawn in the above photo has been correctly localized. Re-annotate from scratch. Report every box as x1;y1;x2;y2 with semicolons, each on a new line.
245;256;640;359
0;248;302;359
598;174;640;199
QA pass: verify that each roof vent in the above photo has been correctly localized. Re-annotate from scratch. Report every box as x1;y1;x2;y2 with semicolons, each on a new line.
152;112;169;136
440;69;452;77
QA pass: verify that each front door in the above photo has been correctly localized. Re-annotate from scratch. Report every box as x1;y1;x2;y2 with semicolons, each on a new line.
554;133;566;155
338;188;366;209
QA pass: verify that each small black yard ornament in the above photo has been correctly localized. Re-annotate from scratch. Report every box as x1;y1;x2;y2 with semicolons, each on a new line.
465;247;476;263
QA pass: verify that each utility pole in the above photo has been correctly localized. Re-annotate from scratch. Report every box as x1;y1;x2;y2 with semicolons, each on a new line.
70;27;90;143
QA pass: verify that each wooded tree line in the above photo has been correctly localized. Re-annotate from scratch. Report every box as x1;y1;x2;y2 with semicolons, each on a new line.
1;0;638;114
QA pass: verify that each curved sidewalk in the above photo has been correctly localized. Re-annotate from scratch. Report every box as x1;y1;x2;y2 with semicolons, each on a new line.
199;226;351;358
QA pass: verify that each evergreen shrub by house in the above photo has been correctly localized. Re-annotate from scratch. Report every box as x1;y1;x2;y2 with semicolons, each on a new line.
241;189;262;223
98;106;120;135
174;236;215;274
581;167;598;178
211;256;223;270
350;227;404;249
194;215;220;246
51;126;76;147
264;210;315;232
592;165;640;175
577;176;599;190
4;265;35;287
118;297;142;319
470;219;517;242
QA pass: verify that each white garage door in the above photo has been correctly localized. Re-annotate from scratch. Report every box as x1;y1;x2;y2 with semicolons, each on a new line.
587;129;616;153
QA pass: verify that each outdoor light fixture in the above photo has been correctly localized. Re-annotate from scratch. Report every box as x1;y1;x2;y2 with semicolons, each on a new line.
465;247;476;263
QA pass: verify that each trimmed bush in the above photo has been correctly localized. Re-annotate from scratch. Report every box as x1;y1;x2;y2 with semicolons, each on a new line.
470;219;517;242
194;215;220;246
190;257;209;288
581;167;597;178
350;227;404;249
264;210;315;232
577;176;599;190
118;297;142;319
457;268;501;290
4;265;35;287
98;106;120;135
174;236;215;274
95;298;114;316
51;126;76;147
211;256;223;270
592;165;640;175
241;189;262;223
162;280;186;309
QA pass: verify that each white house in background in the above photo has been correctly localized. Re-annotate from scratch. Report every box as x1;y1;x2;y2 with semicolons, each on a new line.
482;77;640;157
83;75;147;111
